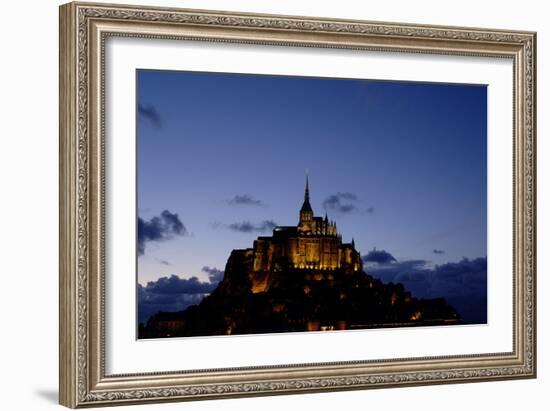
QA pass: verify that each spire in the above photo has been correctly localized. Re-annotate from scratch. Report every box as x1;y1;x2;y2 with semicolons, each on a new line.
300;172;313;214
304;172;310;202
351;237;355;247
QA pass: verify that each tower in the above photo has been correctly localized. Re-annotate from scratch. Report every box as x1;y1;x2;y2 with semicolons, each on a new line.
299;174;313;230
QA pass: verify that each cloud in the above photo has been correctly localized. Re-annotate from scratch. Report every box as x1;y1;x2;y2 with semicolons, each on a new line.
220;220;277;233
322;192;359;214
362;248;397;264
142;275;215;295
156;259;171;266
337;192;358;200
138;210;187;256
138;276;211;325
138;267;224;324
138;103;162;128
228;194;265;207
366;207;375;214
201;266;224;284
433;249;445;254
365;255;487;324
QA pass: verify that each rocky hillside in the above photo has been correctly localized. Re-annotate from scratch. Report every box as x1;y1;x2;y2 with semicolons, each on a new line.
140;249;460;338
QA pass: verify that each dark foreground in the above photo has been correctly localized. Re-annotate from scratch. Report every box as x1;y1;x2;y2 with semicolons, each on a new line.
139;250;460;339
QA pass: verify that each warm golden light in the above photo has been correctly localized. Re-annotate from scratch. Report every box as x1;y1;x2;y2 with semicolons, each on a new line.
251;175;363;276
272;304;284;313
410;311;422;321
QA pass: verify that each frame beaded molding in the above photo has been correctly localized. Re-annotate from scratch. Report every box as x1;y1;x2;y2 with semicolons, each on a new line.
59;2;536;408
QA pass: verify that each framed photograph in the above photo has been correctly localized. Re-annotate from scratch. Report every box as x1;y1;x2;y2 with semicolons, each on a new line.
59;2;536;408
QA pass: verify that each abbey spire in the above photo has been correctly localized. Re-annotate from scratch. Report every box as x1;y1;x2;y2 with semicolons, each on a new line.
301;173;313;212
299;173;313;225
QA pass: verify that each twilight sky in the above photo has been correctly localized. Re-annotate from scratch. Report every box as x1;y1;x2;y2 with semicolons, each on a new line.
136;69;487;324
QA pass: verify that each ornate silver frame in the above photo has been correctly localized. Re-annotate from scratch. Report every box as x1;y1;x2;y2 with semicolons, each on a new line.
59;1;536;408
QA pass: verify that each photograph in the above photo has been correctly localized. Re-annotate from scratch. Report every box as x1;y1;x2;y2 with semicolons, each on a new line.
55;2;536;407
136;70;488;339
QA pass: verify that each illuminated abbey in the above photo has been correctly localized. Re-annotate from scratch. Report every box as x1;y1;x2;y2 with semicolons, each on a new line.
248;176;363;293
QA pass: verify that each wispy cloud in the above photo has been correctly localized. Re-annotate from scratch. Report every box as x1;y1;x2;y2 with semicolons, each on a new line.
362;248;397;264
156;259;171;266
227;220;277;233
227;194;265;207
138;103;162;128
138;210;187;256
211;220;277;233
322;192;359;214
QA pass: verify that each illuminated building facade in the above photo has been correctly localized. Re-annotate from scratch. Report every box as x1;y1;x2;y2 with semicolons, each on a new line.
251;176;363;277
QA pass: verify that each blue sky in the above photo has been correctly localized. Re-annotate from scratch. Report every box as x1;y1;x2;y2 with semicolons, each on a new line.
136;69;487;323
